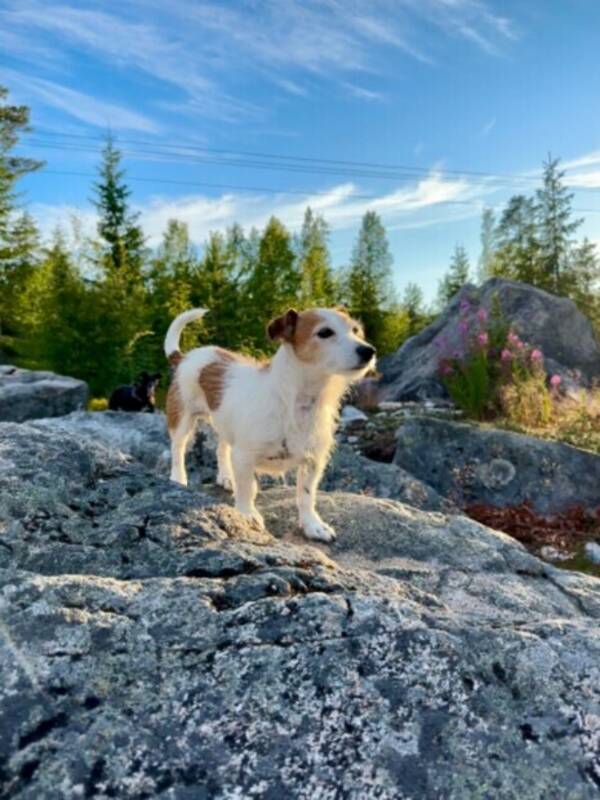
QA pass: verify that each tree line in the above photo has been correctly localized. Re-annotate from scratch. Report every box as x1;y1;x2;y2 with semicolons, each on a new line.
1;85;598;399
0;87;431;396
437;157;600;325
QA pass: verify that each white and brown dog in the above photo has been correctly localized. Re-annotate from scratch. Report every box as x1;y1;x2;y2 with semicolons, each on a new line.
164;307;376;541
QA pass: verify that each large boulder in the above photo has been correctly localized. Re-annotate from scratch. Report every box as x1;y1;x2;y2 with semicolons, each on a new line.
1;422;600;798
0;365;88;422
379;278;600;401
394;416;600;516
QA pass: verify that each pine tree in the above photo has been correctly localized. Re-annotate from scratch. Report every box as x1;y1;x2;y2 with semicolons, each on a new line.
245;217;299;348
345;211;395;350
296;207;337;307
437;244;470;307
477;208;497;282
535;156;582;293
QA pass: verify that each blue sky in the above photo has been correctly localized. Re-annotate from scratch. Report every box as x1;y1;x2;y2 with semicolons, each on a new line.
2;0;600;301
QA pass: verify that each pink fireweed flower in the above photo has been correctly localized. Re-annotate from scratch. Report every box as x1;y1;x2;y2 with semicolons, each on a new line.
476;307;488;323
507;330;521;346
530;349;543;363
550;374;562;388
440;363;454;377
477;332;489;347
501;348;512;362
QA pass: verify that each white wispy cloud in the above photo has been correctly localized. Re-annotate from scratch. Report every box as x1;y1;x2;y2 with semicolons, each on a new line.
561;151;600;189
481;117;496;136
2;0;519;129
273;78;309;97
31;171;491;247
343;83;387;103
0;68;160;132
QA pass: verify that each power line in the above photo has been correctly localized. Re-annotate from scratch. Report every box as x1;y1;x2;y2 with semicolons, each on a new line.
22;132;600;198
31;127;544;184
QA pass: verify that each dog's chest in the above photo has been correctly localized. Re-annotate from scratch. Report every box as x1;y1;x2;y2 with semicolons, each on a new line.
256;395;322;472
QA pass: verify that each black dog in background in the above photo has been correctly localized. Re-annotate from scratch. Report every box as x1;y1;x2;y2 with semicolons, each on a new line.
109;372;161;412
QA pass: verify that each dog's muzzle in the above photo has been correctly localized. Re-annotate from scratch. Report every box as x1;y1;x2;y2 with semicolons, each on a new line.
355;344;376;368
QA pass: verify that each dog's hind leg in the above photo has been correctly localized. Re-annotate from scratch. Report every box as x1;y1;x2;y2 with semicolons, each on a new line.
169;413;194;485
216;439;234;491
230;447;263;528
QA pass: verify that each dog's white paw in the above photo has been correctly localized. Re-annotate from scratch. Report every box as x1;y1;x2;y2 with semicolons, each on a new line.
301;517;336;542
216;474;233;492
236;507;265;530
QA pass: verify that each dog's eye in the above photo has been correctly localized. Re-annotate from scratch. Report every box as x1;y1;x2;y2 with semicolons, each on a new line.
352;326;360;335
317;328;335;339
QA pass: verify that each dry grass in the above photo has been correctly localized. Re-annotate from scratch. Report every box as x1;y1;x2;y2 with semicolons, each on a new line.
497;388;600;454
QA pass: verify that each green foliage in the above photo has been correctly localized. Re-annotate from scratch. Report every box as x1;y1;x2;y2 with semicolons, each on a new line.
296;207;337;308
437;244;470;308
244;216;300;349
401;282;429;336
0;85;44;347
444;347;490;420
477;156;600;326
93;135;145;281
345;211;399;353
438;296;554;424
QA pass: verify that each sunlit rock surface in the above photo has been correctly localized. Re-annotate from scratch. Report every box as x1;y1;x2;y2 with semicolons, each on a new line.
1;422;599;798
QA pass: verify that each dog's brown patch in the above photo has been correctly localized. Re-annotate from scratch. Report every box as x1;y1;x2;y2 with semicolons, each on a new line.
292;311;324;363
198;348;238;411
167;350;183;368
166;381;182;431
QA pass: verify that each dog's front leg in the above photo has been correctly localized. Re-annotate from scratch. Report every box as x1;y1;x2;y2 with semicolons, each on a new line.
216;439;234;491
231;447;264;528
296;456;336;542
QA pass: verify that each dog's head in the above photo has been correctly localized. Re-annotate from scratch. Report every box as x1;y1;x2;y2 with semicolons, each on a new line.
136;371;162;402
267;308;376;378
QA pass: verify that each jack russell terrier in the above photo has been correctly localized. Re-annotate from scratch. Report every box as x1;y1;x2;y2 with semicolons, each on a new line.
164;307;376;541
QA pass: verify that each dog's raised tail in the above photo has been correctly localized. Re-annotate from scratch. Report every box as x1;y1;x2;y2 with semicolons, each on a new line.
164;308;208;367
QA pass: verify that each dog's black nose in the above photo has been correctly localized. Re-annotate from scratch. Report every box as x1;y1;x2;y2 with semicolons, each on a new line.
356;344;376;363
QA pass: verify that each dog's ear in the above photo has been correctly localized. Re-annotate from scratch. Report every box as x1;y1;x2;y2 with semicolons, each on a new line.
267;309;298;342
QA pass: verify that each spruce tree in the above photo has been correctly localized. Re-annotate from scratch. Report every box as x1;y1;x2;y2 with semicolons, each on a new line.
245;217;299;348
89;136;149;392
346;211;395;350
492;196;541;284
93;135;145;282
192;231;241;349
296;207;337;307
535;156;582;293
437;244;470;307
402;282;427;336
147;219;196;364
